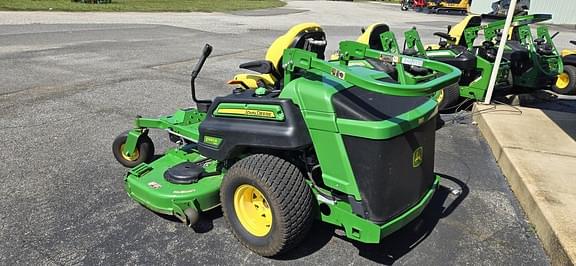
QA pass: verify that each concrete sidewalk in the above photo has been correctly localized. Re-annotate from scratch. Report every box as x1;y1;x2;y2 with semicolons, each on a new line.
473;103;576;265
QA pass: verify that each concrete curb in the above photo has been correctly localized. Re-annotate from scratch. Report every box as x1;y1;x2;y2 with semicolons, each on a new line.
473;103;576;266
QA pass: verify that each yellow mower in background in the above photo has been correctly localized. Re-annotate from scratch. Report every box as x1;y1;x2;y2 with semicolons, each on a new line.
553;41;576;95
426;15;481;50
427;0;470;15
229;23;326;90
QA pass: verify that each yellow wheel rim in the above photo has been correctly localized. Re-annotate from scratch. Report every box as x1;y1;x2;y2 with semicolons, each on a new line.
437;89;445;103
556;72;570;90
233;184;272;237
120;144;139;161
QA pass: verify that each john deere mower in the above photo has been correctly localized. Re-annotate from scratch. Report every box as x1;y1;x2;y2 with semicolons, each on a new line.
553;41;576;95
355;14;562;110
353;22;509;110
112;27;461;256
427;14;562;92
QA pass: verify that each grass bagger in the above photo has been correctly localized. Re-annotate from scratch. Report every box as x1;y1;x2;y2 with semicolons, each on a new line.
112;30;461;256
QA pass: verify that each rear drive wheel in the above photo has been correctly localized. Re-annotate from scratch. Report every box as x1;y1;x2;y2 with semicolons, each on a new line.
553;65;576;95
112;130;154;168
437;83;461;112
220;154;313;257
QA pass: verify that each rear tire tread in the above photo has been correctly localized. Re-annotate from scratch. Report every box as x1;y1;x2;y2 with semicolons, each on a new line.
221;154;313;257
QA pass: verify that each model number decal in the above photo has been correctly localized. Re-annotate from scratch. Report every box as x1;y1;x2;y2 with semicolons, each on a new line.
203;136;222;147
401;57;424;67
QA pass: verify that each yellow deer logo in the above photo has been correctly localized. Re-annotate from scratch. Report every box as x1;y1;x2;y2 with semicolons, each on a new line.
413;146;423;168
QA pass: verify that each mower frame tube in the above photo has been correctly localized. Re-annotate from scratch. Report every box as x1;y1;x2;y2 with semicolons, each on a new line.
283;42;461;97
122;109;206;156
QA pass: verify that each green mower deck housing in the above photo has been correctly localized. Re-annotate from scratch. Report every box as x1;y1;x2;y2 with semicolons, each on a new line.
114;39;461;255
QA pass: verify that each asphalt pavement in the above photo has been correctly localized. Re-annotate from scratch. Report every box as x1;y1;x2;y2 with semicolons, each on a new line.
0;1;559;265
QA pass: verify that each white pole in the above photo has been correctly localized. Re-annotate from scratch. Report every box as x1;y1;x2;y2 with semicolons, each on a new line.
483;0;518;104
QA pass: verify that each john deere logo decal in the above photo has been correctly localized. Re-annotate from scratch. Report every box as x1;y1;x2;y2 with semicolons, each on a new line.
216;108;275;118
413;147;423;168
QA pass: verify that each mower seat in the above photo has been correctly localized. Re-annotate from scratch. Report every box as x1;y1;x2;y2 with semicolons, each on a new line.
357;23;390;51
444;15;482;46
233;23;327;90
433;32;456;42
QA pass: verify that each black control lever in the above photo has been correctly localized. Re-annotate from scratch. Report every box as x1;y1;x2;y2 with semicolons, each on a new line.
191;44;213;81
190;44;213;111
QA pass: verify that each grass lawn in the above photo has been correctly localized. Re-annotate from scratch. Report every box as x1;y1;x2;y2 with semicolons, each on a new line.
0;0;286;12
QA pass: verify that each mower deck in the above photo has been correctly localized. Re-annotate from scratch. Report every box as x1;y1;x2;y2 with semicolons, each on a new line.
125;147;223;222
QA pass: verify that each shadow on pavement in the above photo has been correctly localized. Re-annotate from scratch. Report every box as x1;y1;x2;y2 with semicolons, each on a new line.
277;174;469;264
150;174;469;264
151;206;223;233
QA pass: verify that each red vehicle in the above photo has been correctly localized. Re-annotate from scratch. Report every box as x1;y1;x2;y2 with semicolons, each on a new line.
401;0;428;11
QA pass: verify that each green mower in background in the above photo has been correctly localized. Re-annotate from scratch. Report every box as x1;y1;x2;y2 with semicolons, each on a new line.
356;14;563;110
112;33;461;256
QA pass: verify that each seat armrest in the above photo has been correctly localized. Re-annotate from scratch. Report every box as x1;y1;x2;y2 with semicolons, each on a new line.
433;32;456;42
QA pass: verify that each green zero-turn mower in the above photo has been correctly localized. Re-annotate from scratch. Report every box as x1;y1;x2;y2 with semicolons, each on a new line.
355;14;562;111
428;14;562;107
112;37;461;256
351;22;509;111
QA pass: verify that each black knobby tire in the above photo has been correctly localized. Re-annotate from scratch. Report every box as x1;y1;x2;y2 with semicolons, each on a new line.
112;130;155;168
552;65;576;95
220;154;314;257
438;83;461;112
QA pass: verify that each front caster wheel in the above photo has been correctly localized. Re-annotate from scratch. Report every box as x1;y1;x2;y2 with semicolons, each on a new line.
220;154;313;257
112;130;154;168
184;208;200;226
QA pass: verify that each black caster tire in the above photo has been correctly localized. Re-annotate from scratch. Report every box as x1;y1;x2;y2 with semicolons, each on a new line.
220;154;313;257
438;83;461;112
552;65;576;95
184;208;200;226
112;130;154;168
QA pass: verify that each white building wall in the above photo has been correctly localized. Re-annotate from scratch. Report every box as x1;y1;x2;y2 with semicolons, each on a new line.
470;0;576;24
530;0;576;24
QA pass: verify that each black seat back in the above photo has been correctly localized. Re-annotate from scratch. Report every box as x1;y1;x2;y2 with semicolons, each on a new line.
368;24;391;51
